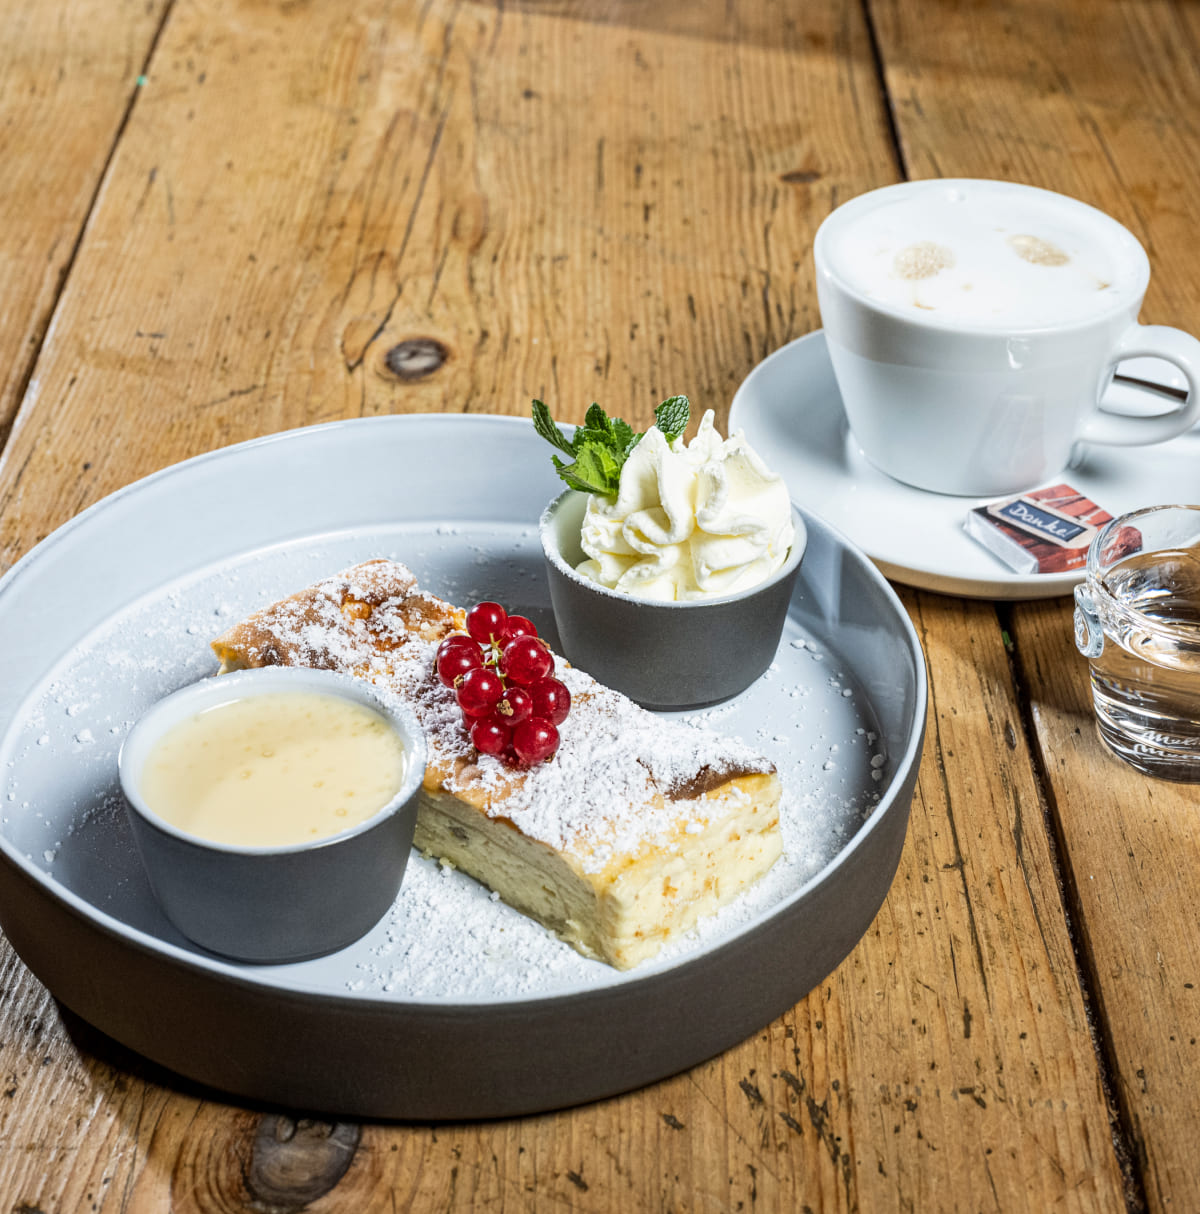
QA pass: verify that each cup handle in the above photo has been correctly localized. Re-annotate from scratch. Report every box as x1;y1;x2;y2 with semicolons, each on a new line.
1080;324;1200;446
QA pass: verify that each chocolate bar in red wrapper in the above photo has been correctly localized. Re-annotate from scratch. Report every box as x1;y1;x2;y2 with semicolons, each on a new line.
965;484;1141;574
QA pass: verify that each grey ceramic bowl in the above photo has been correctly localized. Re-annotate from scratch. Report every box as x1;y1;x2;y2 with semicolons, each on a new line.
540;490;806;709
117;666;425;964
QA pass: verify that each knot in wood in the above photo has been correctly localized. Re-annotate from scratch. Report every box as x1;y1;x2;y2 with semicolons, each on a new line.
245;1115;360;1211
384;338;448;380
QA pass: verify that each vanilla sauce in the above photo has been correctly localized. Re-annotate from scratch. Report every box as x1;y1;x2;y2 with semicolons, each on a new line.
139;691;407;847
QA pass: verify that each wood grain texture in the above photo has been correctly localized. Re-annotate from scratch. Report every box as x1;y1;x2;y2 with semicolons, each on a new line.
868;0;1200;1208
0;0;889;572
1009;601;1200;1214
0;0;1193;1209
0;0;166;446
859;590;1124;1213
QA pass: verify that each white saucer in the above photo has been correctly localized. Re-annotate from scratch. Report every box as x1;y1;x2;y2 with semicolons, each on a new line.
729;331;1200;600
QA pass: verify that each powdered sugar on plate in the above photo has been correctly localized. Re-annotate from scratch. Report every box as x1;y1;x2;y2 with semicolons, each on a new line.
0;522;889;1002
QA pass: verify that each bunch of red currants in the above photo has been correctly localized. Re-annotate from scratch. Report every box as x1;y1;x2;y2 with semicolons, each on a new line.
434;601;571;767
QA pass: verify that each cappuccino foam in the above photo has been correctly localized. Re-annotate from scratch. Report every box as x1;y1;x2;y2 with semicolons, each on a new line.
826;183;1145;329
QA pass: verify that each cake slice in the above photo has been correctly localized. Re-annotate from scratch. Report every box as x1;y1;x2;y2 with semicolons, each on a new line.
211;559;782;969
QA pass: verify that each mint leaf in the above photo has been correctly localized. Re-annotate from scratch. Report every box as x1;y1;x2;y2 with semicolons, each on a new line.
552;448;620;495
655;395;690;443
581;402;614;444
612;417;636;453
532;395;691;495
531;399;575;457
574;444;622;492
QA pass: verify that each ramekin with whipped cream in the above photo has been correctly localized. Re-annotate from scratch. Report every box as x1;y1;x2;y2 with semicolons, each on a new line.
539;412;805;709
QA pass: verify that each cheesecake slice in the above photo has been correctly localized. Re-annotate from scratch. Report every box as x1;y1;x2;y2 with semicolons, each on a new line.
211;559;782;969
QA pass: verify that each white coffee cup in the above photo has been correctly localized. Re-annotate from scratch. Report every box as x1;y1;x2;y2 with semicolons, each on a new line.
813;179;1200;497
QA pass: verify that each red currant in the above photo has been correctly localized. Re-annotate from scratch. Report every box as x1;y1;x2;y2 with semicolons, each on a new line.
439;632;479;652
466;601;508;644
512;717;559;765
528;677;571;726
501;614;538;643
433;600;572;770
456;665;504;717
494;685;532;725
435;636;484;687
500;635;554;686
470;716;510;756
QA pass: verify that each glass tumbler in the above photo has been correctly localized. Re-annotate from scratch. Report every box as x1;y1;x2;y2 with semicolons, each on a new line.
1073;504;1200;781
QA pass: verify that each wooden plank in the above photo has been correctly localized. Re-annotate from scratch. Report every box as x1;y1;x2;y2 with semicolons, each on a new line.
0;4;163;1207
0;0;166;447
869;0;1200;1208
0;0;1133;1209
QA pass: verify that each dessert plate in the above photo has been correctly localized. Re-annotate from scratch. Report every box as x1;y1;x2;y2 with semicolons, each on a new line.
729;331;1200;599
0;415;925;1118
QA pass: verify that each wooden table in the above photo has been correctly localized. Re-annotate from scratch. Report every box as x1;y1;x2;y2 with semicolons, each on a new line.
1;1;1197;1209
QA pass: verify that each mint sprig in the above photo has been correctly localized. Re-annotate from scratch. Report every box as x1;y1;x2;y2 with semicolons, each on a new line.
531;396;691;496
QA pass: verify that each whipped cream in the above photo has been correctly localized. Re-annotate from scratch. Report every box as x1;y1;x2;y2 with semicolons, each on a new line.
575;410;795;601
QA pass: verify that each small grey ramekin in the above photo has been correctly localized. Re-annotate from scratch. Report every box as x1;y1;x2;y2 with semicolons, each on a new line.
118;666;425;964
540;490;806;709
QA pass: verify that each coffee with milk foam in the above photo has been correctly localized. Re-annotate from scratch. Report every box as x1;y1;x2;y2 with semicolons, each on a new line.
827;182;1145;329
